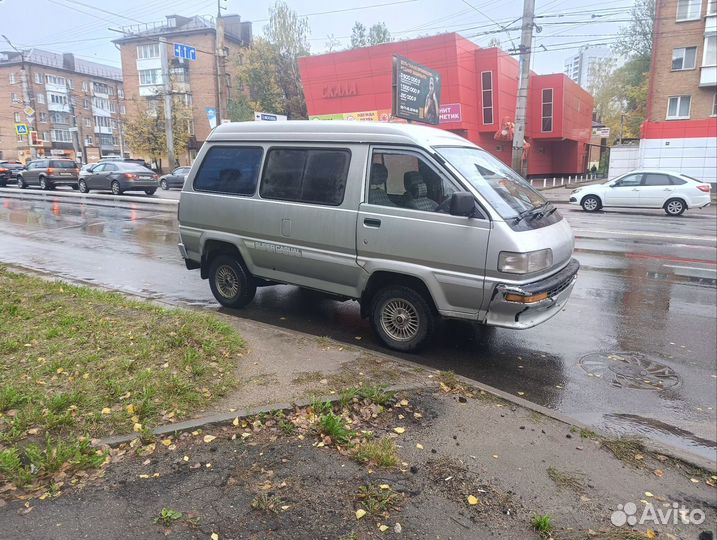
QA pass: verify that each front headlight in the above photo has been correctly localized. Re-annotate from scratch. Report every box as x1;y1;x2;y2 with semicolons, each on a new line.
498;249;553;274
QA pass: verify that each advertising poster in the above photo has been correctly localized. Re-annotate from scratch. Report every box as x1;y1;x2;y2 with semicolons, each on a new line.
310;110;392;122
392;55;441;125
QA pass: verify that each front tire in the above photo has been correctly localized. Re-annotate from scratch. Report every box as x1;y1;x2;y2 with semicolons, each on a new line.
78;179;90;193
160;179;168;190
581;195;601;212
17;176;26;189
39;176;49;191
370;285;435;352
111;180;122;195
208;254;257;309
664;198;686;216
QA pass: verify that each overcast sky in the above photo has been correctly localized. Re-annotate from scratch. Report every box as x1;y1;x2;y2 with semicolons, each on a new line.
1;0;634;74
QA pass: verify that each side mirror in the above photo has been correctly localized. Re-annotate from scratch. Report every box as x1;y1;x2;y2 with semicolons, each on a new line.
449;192;475;217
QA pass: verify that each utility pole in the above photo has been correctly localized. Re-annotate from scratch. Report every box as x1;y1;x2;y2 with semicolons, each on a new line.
114;85;125;157
619;112;625;145
215;0;225;125
510;0;535;176
159;37;175;171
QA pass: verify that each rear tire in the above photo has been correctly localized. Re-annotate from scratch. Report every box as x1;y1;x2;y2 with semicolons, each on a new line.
144;188;157;195
664;198;686;216
370;285;435;352
581;195;601;212
208;254;256;309
39;176;49;191
111;180;122;195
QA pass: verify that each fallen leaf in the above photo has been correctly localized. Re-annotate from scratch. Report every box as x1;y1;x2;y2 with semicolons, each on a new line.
126;404;135;415
161;439;172;447
690;478;699;483
133;423;142;432
355;509;367;519
241;432;251;439
138;474;149;479
211;533;219;540
183;456;190;462
467;495;479;505
393;427;405;434
645;529;657;539
644;491;654;497
399;399;409;406
101;408;112;415
653;469;664;478
634;453;644;460
280;505;290;511
378;524;389;532
203;435;217;443
379;484;390;490
232;417;240;426
517;391;525;396
492;454;499;459
416;443;424;449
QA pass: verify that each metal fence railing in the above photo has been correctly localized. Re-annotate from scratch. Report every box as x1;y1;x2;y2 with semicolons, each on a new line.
528;173;602;190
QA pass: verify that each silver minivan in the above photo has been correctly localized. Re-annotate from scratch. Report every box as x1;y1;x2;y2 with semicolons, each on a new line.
178;121;579;351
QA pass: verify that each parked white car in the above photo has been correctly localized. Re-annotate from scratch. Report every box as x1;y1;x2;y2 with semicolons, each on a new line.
569;170;712;216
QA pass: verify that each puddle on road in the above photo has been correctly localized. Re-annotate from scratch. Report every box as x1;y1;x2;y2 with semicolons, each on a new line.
579;352;682;390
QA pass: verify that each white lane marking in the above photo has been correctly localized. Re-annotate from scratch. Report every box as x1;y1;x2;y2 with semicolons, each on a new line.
572;228;716;241
663;264;717;272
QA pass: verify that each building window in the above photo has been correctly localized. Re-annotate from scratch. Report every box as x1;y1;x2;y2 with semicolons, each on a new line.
708;0;716;14
11;92;20;103
85;135;93;145
37;93;45;104
14;112;21;123
137;43;160;60
51;112;69;124
667;95;692;119
712;91;717;116
39;112;48;123
42;132;49;142
34;72;42;84
67;79;73;89
94;116;111;128
85;117;92;128
139;69;162;85
50;94;67;105
676;0;702;20
541;88;554;132
672;47;697;70
82;81;89;93
70;95;76;106
9;72;16;84
108;86;114;96
51;129;72;143
45;74;66;86
109;102;116;113
118;88;124;98
120;104;126;115
83;98;90;109
481;71;494;125
704;35;717;67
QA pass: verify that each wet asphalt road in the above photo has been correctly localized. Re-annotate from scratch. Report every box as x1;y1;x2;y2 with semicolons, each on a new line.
0;192;715;461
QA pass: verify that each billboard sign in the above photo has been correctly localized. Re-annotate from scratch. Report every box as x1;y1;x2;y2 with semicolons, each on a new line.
392;55;441;125
310;109;393;122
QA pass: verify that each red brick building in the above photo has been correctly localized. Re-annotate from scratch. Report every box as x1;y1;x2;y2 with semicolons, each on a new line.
639;0;717;184
298;33;594;177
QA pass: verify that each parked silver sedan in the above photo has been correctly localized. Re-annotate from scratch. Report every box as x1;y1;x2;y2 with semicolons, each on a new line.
78;162;159;195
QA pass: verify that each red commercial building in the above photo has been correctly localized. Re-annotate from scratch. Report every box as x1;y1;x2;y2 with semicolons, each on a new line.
298;33;594;177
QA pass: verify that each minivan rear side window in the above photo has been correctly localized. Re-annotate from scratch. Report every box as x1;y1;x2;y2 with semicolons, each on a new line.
193;146;263;195
260;148;350;206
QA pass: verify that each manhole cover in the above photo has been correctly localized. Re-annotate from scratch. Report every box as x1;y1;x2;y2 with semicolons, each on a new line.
578;352;680;390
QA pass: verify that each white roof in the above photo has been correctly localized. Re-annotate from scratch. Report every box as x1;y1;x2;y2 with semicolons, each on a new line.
208;120;479;148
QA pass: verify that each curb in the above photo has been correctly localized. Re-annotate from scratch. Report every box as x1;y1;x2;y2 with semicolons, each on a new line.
5;264;715;474
0;187;178;212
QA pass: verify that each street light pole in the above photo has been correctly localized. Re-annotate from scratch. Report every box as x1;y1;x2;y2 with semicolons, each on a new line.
159;37;176;172
510;0;535;177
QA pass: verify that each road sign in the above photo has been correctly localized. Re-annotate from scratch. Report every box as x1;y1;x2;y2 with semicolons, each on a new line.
23;106;35;117
15;124;28;135
206;107;217;129
254;112;288;122
174;43;197;61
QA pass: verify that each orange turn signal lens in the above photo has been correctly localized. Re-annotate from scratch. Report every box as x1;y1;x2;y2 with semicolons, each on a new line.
504;292;549;304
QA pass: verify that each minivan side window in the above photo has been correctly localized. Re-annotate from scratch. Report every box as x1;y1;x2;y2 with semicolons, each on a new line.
193;146;263;195
368;150;460;213
260;148;350;206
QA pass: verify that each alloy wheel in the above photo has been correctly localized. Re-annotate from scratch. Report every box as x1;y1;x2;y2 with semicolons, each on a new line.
380;298;420;342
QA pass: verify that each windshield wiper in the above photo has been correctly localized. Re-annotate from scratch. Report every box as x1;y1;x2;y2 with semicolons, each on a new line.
512;202;553;224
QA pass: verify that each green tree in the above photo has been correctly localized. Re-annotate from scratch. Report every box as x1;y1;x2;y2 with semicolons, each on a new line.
230;1;309;119
614;0;655;60
350;22;368;48
123;98;193;165
368;22;392;45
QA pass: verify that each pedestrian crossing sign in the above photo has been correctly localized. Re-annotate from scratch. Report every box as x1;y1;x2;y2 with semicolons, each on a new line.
15;124;28;135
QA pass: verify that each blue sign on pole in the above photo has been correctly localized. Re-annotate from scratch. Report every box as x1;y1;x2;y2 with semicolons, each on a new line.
173;43;197;61
206;107;217;129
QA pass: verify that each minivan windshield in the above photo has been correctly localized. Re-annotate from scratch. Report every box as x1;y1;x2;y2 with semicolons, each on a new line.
435;146;546;219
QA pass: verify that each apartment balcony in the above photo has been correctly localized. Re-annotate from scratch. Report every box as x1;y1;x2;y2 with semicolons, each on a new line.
700;65;716;86
48;102;70;113
45;82;67;94
139;84;163;97
94;126;113;135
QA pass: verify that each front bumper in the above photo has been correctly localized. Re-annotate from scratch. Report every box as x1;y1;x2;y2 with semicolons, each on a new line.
485;258;580;329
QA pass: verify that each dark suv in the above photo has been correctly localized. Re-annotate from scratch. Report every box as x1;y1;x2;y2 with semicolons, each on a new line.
17;159;79;190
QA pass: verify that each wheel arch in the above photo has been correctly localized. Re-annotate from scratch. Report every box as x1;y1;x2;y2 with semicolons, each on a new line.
580;193;602;207
200;239;244;280
664;196;688;210
360;270;438;318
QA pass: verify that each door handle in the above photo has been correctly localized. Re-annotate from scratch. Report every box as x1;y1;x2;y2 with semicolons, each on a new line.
363;218;381;228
